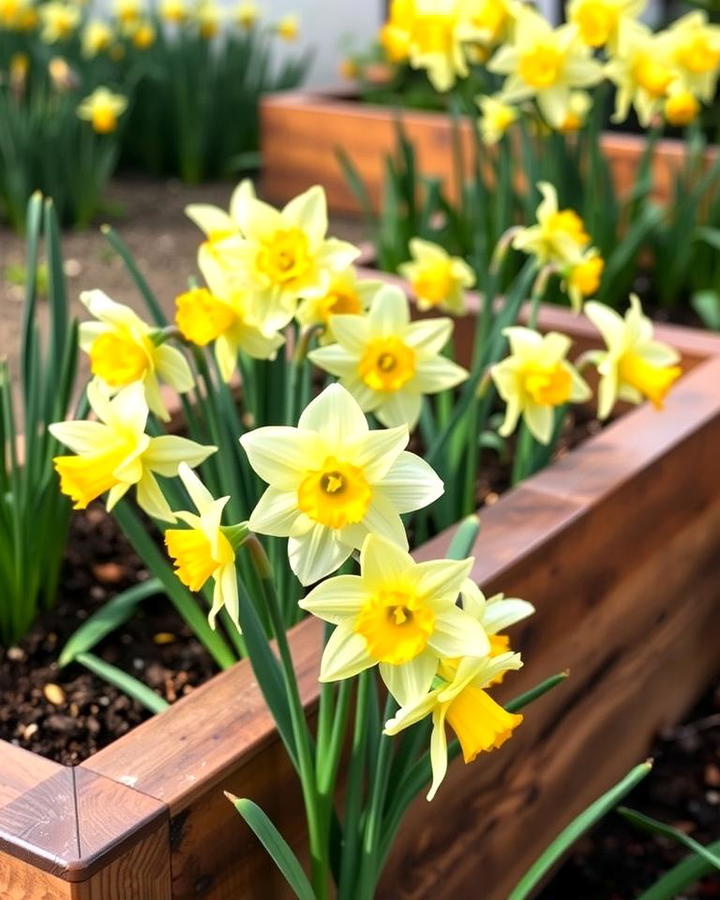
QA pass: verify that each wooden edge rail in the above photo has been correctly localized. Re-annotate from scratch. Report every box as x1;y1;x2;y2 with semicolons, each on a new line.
1;299;720;897
260;89;718;213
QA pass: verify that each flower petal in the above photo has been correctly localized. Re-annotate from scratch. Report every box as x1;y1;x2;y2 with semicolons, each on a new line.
428;606;490;658
297;383;368;443
319;621;373;681
380;652;437;707
299;574;367;624
143;435;216;477
240;427;325;490
376;451;444;514
289;523;352;585
360;533;414;592
135;472;176;523
248;487;302;537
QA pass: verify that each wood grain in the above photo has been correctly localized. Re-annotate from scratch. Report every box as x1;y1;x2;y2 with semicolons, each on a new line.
261;91;718;214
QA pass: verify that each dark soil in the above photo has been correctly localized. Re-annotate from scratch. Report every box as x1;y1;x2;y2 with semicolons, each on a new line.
540;681;720;900
0;503;217;764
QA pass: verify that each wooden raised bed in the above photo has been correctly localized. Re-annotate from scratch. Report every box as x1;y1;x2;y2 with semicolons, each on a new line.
260;88;716;214
2;299;720;899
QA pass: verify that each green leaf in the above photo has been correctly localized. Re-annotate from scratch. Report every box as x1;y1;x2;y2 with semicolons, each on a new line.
445;515;480;561
505;671;569;713
75;651;169;715
636;839;720;900
691;290;720;331
226;796;316;900
618;807;720;871
59;579;163;667
695;225;720;252
508;761;654;900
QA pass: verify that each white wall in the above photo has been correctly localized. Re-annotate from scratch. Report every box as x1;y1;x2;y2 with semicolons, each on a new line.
259;0;384;86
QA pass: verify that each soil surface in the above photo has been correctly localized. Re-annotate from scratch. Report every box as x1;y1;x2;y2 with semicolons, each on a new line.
0;503;217;764
540;680;720;899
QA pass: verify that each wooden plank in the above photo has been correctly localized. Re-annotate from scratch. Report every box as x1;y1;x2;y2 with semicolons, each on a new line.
0;852;73;900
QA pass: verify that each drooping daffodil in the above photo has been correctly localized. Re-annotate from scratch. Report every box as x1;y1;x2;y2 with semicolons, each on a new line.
398;238;476;314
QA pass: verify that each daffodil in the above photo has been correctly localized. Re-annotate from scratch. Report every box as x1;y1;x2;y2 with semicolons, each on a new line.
403;0;468;93
114;0;141;26
0;0;35;29
379;0;413;63
131;19;155;47
235;1;258;28
488;7;603;128
663;87;700;126
196;1;221;38
175;251;285;382
276;13;298;41
513;182;591;267
667;11;720;104
160;0;187;23
477;94;518;145
605;22;675;126
82;20;114;56
76;88;128;134
240;383;443;585
186;178;254;256
79;290;193;421
300;533;488;703
209;185;360;317
398;238;475;314
38;1;80;42
492;327;591;443
556;90;592;133
457;0;515;51
562;247;605;311
567;0;644;52
295;268;381;343
165;463;241;629
50;382;216;521
309;285;468;430
384;650;524;800
583;296;682;419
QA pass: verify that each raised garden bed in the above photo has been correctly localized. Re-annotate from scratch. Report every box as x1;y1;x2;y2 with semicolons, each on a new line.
260;89;717;214
2;296;720;899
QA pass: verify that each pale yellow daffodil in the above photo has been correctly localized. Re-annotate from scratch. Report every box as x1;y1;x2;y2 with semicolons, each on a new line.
295;268;382;343
488;7;603;128
114;0;141;26
492;327;591;444
583;296;682;419
235;1;258;28
196;1;222;38
512;181;591;267
185;178;255;255
309;285;468;430
300;533;489;704
159;0;187;23
556;89;592;132
50;382;216;521
82;20;114;56
663;86;700;126
403;0;468;92
667;11;720;104
399;237;476;314
76;88;128;134
477;94;519;145
384;650;524;800
165;463;240;630
79;290;193;421
240;383;443;585
39;1;80;42
276;12;298;41
567;0;645;52
605;21;676;126
562;246;605;312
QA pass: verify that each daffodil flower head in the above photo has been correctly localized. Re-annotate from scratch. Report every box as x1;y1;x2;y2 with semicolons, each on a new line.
309;284;468;429
114;0;141;25
492;327;592;444
458;0;515;51
79;290;193;421
82;20;114;57
235;1;258;28
583;296;682;419
300;533;488;702
379;0;414;63
568;0;645;52
276;12;298;41
240;383;443;585
477;94;519;145
77;87;128;134
208;186;360;317
556;89;592;133
165;463;240;630
562;247;605;311
402;0;468;93
185;178;254;254
39;1;80;42
195;1;222;38
513;182;591;267
664;87;700;126
606;21;676;126
50;382;216;521
384;649;524;800
295;269;381;343
667;11;720;104
398;238;476;314
159;0;187;23
488;7;604;128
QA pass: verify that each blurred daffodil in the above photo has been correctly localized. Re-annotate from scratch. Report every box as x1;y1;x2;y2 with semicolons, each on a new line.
399;237;475;314
513;181;591;266
309;285;468;429
295;268;381;342
77;87;128;134
186;178;254;254
477;94;518;145
39;1;80;42
583;296;681;418
492;327;591;443
605;22;675;126
50;382;215;521
276;12;298;41
567;0;644;52
667;11;720;104
240;383;443;584
82;20;114;56
235;1;258;28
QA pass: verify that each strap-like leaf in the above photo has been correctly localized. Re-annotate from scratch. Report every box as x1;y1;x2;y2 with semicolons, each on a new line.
619;807;720;871
636;839;720;900
75;651;169;715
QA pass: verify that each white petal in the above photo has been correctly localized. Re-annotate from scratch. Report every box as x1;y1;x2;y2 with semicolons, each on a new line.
288;523;352;586
404;318;453;355
367;285;410;334
360;533;414;592
376;391;423;430
344;425;408;481
282;185;328;244
49;420;110;454
248;487;302;536
523;403;554;445
298;575;367;624
427;708;449;801
318;621;373;681
143;436;216;477
427;607;490;658
413;357;468;394
240;427;325;490
319;314;370;355
154;344;194;393
377;451;444;514
482;598;535;634
380;652;437;706
297;383;368;443
413;557;474;603
177;461;215;513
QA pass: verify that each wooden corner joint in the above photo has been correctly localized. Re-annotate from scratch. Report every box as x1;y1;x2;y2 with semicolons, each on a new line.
0;746;169;884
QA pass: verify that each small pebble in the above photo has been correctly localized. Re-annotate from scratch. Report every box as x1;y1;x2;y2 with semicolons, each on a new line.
485;491;499;506
705;790;720;805
153;633;176;645
7;647;26;662
23;723;38;739
705;764;720;787
93;562;126;584
43;683;66;706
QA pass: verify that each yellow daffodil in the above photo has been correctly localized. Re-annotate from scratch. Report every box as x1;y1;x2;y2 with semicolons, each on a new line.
131;19;155;47
175;251;285;382
160;0;187;23
563;249;605;311
39;1;80;42
567;0;644;52
79;290;193;421
583;296;682;419
667;11;720;104
240;383;443;585
82;20;114;56
379;0;413;62
276;12;298;41
492;327;591;443
663;87;700;126
513;182;591;266
209;185;360;317
458;0;515;51
606;22;675;126
235;1;258;28
50;382;216;521
488;7;603;128
76;88;128;134
165;463;241;629
556;89;592;132
398;238;476;314
309;284;468;429
186;178;254;255
300;533;489;703
114;0;141;25
384;650;524;800
404;0;468;93
295;268;381;343
477;94;518;145
0;0;35;29
196;1;221;38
